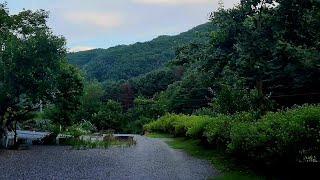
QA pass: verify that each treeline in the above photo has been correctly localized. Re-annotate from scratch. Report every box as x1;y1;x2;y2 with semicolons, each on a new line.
143;0;320;172
85;0;320;134
2;0;320;149
0;4;83;141
157;0;320;114
68;23;215;82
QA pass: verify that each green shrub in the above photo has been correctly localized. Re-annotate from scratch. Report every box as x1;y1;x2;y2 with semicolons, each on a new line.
144;113;174;133
126;117;154;134
203;115;234;148
228;105;320;166
170;114;190;136
145;104;320;167
143;114;189;136
144;114;211;138
232;112;257;123
228;122;261;156
212;86;253;115
185;116;211;139
193;107;217;117
65;122;94;138
79;121;96;132
212;86;274;115
92;100;126;132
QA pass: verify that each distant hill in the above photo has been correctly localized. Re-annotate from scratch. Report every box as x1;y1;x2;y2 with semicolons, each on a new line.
68;22;215;82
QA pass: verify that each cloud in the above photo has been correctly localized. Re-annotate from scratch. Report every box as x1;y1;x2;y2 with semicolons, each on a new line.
69;46;95;52
7;0;239;50
132;0;212;5
63;11;124;30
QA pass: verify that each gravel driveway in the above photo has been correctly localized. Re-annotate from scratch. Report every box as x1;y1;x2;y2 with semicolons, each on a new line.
0;135;217;180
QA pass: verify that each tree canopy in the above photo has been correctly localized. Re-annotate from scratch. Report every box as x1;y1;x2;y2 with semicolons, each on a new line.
68;23;215;82
0;4;83;136
2;0;320;136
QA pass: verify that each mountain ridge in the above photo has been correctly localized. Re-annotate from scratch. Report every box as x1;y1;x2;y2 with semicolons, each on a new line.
68;22;215;82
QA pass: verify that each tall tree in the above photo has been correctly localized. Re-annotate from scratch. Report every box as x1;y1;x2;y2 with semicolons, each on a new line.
45;64;84;127
0;4;83;141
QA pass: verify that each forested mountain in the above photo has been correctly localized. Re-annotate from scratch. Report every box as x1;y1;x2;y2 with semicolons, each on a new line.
3;2;320;177
68;22;215;82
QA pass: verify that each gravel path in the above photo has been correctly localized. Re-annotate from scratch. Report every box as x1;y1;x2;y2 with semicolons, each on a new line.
0;135;218;180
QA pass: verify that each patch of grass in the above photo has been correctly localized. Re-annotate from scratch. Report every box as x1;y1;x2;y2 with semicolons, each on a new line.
67;139;111;150
64;138;135;150
145;133;174;138
148;133;262;180
167;138;229;171
213;172;264;180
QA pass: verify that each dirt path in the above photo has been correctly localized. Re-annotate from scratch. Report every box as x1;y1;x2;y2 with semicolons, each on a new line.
0;135;217;180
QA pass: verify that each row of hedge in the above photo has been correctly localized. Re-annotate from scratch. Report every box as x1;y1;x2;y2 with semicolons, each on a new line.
144;105;320;166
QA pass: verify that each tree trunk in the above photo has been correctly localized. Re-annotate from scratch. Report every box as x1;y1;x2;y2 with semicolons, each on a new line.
13;120;18;148
0;117;3;141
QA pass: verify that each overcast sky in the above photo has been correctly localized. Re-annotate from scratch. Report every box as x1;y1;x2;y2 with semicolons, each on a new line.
3;0;239;52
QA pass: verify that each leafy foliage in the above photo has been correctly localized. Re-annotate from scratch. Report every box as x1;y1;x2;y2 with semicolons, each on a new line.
0;4;83;137
144;105;320;167
68;23;215;82
144;114;210;138
74;81;105;123
129;68;183;98
228;105;320;166
203;115;233;148
92;100;126;132
125;97;166;133
45;64;84;127
153;0;320;114
76;0;320;134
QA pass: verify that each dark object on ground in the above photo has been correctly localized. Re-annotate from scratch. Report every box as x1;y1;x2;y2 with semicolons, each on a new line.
33;133;57;145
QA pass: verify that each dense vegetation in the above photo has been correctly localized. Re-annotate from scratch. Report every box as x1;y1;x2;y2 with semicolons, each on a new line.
1;0;320;176
143;0;320;173
78;0;320;135
41;0;320;135
0;4;83;143
68;23;214;82
145;105;320;168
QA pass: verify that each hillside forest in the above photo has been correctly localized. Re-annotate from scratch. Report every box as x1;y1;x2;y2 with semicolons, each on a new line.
1;0;320;173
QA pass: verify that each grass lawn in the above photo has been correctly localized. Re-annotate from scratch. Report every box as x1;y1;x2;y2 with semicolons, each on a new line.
146;133;264;180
